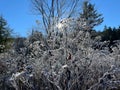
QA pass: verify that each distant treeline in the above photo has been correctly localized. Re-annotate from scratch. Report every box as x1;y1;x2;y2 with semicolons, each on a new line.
92;26;120;42
101;26;120;41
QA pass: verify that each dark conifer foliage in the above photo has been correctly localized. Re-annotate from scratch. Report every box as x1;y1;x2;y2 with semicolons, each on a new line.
0;16;13;53
100;26;120;42
79;1;103;29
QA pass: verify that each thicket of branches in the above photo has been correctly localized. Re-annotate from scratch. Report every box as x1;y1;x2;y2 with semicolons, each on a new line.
0;0;120;90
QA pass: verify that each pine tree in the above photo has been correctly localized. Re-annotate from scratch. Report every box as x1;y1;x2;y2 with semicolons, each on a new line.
79;1;103;30
0;15;12;53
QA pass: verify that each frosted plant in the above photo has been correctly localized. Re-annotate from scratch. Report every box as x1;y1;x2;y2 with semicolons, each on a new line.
0;16;120;90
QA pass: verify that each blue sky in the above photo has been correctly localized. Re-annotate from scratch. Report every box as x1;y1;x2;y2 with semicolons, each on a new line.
0;0;120;37
0;0;39;37
91;0;120;31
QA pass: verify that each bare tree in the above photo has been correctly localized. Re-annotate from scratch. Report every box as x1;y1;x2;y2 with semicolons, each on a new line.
31;0;82;36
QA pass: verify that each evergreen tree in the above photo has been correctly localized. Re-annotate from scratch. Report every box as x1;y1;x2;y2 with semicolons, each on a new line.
0;15;12;53
102;26;113;41
79;1;103;29
116;26;120;40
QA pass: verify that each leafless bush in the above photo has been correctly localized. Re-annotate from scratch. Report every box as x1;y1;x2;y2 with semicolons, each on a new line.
0;18;120;90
